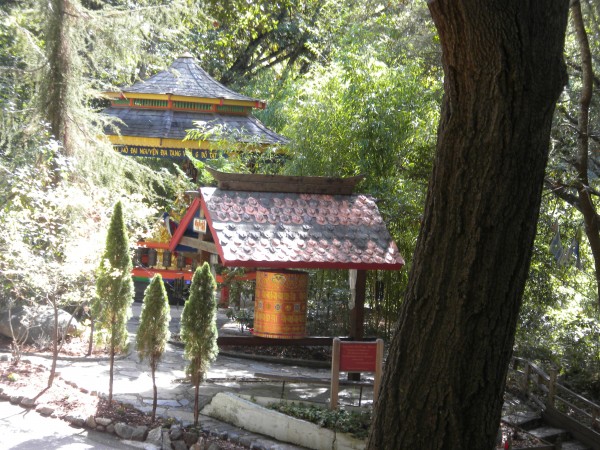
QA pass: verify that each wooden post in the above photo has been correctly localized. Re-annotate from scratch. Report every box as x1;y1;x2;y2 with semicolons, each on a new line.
330;338;341;410
521;361;530;394
548;368;558;408
349;270;367;381
373;338;384;405
349;270;367;340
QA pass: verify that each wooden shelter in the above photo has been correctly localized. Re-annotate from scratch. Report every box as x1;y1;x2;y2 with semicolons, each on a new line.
134;168;404;345
102;54;288;163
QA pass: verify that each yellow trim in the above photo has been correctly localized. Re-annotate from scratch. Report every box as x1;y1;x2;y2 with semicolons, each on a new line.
170;95;257;107
103;91;259;107
106;135;281;155
108;135;212;149
107;135;274;152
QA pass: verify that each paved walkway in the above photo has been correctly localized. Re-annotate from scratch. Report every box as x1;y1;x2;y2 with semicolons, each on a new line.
5;303;375;449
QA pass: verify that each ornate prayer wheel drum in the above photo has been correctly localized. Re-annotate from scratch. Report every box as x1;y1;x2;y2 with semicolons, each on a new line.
253;270;309;338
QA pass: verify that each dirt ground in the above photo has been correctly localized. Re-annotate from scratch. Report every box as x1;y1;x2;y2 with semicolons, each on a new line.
0;335;246;449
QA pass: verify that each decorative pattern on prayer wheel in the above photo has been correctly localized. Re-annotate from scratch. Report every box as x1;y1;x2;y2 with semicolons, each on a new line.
253;270;308;339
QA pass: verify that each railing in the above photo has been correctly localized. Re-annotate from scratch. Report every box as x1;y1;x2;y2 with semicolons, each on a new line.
509;356;600;448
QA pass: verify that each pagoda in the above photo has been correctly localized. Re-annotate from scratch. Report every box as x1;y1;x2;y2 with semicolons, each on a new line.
101;53;288;162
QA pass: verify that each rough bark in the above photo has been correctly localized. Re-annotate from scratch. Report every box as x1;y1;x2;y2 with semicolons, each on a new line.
43;0;73;156
367;1;569;449
570;0;600;305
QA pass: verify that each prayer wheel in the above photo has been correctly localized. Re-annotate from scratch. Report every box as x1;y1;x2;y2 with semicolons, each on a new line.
162;250;172;268
253;270;308;339
147;248;157;267
133;247;144;267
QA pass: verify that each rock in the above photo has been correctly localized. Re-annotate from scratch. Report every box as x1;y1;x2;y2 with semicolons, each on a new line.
161;429;172;450
9;395;23;405
131;425;149;441
169;425;183;441
183;431;199;446
0;305;80;345
85;416;97;429
189;444;202;450
64;415;85;427
194;437;206;450
115;422;135;440
207;443;222;450
106;424;115;434
96;425;105;432
146;426;163;447
239;436;254;447
20;397;36;408
172;441;188;450
0;391;9;401
36;405;54;416
0;354;8;361
95;417;112;427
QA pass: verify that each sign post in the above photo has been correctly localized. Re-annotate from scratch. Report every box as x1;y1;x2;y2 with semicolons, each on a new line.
330;338;383;409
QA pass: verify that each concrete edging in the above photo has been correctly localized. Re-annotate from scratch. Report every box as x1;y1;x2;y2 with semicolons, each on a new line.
201;392;365;450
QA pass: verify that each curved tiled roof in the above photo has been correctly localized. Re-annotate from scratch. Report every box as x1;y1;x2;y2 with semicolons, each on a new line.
121;55;259;101
200;187;404;270
103;107;289;145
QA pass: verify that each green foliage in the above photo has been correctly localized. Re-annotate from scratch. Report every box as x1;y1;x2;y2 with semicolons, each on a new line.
181;262;219;382
136;274;171;367
93;201;134;352
269;402;371;439
136;273;170;420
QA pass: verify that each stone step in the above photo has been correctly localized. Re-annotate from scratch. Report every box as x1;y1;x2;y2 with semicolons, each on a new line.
528;426;571;443
560;440;591;450
502;411;543;431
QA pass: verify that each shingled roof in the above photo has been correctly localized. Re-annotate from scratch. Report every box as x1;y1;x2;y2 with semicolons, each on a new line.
102;107;288;145
121;54;259;101
199;187;404;271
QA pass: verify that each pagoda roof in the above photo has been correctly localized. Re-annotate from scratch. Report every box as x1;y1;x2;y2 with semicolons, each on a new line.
103;107;288;145
117;54;259;102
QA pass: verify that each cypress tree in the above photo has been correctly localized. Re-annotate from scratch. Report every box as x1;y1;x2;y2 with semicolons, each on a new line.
93;201;134;403
136;274;171;421
181;262;219;426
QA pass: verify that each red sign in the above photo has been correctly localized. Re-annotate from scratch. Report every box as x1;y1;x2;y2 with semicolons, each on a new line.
339;342;377;372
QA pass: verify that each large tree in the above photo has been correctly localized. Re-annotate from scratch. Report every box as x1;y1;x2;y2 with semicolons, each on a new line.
367;1;570;449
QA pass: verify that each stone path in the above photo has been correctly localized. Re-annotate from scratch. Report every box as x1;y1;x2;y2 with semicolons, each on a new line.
6;303;375;449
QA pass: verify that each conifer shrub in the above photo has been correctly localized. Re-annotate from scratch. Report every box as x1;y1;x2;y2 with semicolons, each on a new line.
93;201;134;403
181;262;219;425
136;273;171;421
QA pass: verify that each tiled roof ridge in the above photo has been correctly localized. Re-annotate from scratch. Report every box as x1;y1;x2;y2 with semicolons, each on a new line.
119;55;260;102
175;57;254;101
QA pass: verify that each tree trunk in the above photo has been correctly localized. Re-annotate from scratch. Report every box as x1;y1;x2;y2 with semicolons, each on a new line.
87;317;94;356
43;0;74;156
570;0;600;305
151;366;157;421
193;377;200;426
48;298;59;389
108;335;115;404
367;2;569;449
